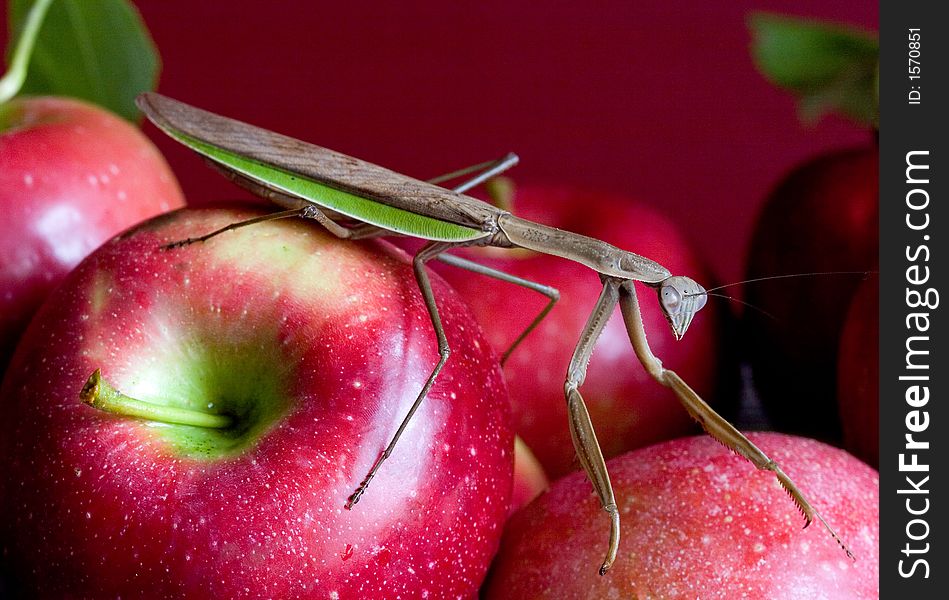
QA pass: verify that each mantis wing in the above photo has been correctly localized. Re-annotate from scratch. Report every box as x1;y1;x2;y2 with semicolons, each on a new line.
137;93;494;243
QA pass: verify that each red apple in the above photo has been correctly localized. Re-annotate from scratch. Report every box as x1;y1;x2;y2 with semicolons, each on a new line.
0;207;513;598
510;436;549;516
435;186;724;478
743;146;878;440
0;96;185;373
837;275;879;467
484;433;879;599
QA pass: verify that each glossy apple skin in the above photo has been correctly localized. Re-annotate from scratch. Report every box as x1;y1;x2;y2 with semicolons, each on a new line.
837;276;879;467
0;207;512;598
435;186;723;478
484;433;879;599
510;436;549;516
743;146;878;440
0;96;185;373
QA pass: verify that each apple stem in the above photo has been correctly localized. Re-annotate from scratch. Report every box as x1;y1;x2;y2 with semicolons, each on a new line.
0;0;55;104
80;369;233;430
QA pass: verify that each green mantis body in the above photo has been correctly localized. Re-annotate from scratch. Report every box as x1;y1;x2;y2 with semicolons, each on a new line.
136;92;851;574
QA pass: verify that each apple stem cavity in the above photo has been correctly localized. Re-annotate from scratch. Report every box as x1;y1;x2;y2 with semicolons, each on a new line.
0;0;55;104
80;369;233;430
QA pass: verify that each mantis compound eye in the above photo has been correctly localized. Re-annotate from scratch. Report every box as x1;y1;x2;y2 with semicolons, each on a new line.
660;286;682;313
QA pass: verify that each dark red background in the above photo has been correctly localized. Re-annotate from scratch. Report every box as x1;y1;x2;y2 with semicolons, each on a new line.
3;0;877;284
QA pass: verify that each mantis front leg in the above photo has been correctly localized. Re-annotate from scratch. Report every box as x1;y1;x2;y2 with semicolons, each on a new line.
617;279;854;559
564;277;623;576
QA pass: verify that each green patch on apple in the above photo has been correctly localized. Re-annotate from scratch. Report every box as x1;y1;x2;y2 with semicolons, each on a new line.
81;328;293;460
202;225;346;299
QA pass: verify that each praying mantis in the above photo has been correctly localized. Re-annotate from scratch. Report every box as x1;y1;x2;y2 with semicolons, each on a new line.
135;92;852;575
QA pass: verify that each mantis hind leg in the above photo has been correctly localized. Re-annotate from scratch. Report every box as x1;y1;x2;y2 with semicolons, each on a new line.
346;240;461;508
344;157;523;506
160;208;311;249
436;252;559;365
160;205;388;249
427;152;519;193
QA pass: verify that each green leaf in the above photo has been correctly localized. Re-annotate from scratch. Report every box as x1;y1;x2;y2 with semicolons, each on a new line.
749;12;878;127
8;0;159;121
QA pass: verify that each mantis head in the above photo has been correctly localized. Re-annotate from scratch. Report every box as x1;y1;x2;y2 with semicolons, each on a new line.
657;276;707;340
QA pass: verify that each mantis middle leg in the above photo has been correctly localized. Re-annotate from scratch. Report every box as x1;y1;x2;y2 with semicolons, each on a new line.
343;157;530;503
436;252;560;365
346;240;461;508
